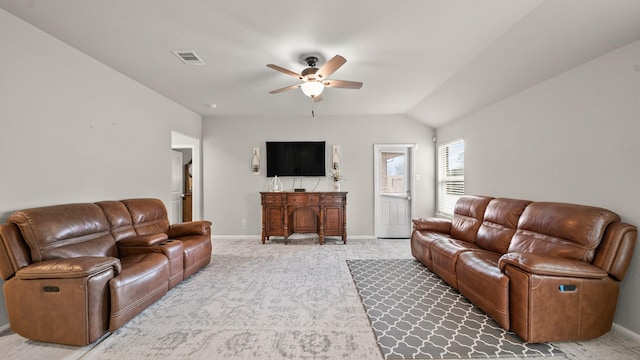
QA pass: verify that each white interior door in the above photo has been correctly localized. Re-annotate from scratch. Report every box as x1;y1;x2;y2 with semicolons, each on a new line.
170;150;183;224
374;145;413;238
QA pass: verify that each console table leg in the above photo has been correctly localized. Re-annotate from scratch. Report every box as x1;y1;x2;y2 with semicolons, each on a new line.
343;224;347;244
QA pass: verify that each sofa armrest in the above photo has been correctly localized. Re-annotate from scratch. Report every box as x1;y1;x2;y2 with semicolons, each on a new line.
169;220;212;237
499;252;608;279
412;217;451;233
117;233;168;247
15;256;121;280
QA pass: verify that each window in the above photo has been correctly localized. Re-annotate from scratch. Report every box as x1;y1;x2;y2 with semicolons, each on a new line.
379;151;406;195
437;139;464;216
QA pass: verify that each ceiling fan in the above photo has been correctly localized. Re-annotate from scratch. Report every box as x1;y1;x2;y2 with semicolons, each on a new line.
267;54;363;102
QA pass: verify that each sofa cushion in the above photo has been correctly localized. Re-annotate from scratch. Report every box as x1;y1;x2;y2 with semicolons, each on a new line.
410;230;451;270
109;252;169;331
510;202;620;262
173;234;213;278
456;249;510;330
121;198;170;236
475;198;532;254
431;239;481;288
9;203;117;262
96;201;137;241
450;195;493;242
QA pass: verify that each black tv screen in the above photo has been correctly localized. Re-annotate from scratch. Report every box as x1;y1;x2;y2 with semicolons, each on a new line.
266;141;326;177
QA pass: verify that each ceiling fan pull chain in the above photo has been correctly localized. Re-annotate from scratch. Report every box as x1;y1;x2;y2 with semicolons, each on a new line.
311;97;315;117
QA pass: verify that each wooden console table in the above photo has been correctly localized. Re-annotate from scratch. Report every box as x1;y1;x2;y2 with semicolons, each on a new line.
260;192;347;245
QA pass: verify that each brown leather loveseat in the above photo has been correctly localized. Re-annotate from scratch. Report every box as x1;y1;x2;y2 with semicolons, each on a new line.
411;195;636;343
0;198;212;345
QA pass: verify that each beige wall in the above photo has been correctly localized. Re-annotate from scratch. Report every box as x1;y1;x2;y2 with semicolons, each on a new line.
436;39;640;335
202;115;435;237
0;10;203;327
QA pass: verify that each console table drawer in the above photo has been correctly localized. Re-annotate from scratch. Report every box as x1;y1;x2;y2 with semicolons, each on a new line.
287;194;319;204
323;195;346;204
261;194;283;205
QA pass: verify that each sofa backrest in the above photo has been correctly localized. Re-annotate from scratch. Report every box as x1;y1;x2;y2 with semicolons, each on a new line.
96;201;138;241
120;198;170;236
509;202;621;262
8;203;118;262
450;195;493;242
475;198;532;254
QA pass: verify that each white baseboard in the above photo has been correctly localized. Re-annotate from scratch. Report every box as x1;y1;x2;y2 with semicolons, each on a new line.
612;323;640;342
0;323;9;332
212;235;261;240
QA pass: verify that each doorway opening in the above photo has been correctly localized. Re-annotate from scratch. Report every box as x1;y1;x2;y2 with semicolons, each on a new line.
171;131;201;223
172;148;193;222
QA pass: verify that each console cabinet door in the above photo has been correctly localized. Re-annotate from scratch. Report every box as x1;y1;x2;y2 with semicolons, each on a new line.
265;206;284;234
324;206;344;234
292;207;318;233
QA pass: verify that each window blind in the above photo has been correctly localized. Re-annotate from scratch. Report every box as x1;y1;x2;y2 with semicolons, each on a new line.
437;139;464;216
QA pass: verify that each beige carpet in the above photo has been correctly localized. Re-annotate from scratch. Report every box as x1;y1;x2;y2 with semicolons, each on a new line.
1;236;639;359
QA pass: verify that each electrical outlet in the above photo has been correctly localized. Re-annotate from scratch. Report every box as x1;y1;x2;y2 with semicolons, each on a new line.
242;219;247;226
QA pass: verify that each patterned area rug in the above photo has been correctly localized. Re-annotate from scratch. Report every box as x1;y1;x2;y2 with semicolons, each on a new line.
347;259;564;359
66;236;410;360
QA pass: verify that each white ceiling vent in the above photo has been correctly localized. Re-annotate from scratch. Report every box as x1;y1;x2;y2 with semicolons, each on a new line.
172;50;205;65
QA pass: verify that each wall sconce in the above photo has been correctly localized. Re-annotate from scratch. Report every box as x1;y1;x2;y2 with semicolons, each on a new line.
251;148;260;175
332;145;342;170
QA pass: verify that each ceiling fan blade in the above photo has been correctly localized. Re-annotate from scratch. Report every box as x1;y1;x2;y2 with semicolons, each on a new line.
266;64;302;79
316;55;346;79
269;83;301;94
323;79;363;89
312;94;323;102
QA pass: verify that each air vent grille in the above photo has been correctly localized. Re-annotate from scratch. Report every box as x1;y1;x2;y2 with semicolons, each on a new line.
172;50;205;65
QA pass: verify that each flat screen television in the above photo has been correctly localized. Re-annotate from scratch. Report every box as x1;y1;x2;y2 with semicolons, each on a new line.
266;141;326;177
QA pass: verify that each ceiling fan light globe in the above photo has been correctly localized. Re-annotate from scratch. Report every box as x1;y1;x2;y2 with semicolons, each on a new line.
301;81;325;97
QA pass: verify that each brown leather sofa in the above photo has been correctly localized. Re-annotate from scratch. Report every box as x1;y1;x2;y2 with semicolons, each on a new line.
0;198;212;345
411;195;636;343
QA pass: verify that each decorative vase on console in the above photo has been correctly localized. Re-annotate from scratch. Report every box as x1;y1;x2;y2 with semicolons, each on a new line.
330;169;344;192
270;175;282;192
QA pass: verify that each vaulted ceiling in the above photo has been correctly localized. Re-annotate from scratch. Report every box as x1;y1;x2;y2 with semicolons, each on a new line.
2;1;640;128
